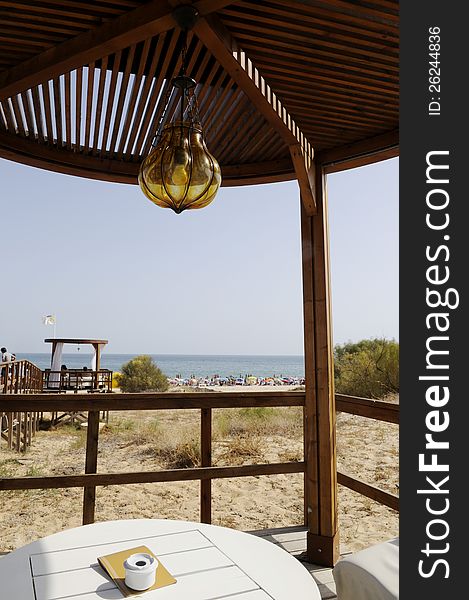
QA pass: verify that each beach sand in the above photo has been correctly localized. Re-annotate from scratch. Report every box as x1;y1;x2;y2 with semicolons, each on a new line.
0;393;398;554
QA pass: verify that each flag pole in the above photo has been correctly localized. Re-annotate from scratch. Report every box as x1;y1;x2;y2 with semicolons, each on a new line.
42;314;57;337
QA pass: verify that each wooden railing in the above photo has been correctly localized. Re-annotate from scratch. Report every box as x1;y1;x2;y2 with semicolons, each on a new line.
0;360;43;451
0;359;43;394
43;369;113;393
0;391;304;525
335;393;399;511
0;391;399;524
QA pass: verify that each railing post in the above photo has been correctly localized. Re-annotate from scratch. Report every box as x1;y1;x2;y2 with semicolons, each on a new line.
14;362;19;394
15;411;21;451
83;410;100;525
7;412;13;449
28;411;33;446
200;407;212;523
21;412;28;452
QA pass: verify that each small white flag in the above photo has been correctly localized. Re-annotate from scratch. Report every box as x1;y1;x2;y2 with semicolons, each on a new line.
43;315;56;325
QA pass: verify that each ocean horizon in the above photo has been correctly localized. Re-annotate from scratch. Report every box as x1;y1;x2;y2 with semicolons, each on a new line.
15;353;305;379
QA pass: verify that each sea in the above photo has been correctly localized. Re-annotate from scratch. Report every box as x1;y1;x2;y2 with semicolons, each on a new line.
15;353;305;379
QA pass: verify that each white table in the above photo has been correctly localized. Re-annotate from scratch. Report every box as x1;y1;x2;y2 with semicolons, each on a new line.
0;519;320;600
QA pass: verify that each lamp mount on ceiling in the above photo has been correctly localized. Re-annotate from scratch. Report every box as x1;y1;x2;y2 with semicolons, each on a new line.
171;5;199;30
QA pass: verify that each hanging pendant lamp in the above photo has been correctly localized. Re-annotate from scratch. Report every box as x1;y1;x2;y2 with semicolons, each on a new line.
138;6;221;213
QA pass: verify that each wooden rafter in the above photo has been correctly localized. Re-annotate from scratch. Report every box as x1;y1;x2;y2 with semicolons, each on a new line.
193;14;314;161
0;0;235;100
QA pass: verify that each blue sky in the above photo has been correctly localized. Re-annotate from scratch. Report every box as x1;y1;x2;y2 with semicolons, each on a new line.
0;156;398;354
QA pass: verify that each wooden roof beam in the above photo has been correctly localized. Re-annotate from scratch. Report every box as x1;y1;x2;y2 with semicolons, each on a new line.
0;0;235;100
318;129;399;173
193;14;315;164
0;130;294;186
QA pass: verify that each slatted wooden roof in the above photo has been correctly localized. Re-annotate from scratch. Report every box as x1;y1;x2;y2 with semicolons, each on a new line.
0;0;398;188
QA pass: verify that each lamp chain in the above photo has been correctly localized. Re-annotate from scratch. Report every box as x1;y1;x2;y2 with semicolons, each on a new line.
180;30;187;129
150;30;203;147
151;83;173;148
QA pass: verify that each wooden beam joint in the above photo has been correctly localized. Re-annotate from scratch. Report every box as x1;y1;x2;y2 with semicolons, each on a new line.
290;144;316;215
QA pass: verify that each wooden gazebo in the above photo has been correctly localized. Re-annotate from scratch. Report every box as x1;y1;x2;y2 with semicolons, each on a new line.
43;337;111;393
0;0;399;566
45;338;108;372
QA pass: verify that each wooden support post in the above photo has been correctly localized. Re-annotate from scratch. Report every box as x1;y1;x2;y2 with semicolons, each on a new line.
14;362;19;394
28;411;33;446
19;413;24;452
7;412;13;449
24;412;29;449
200;407;212;524
301;203;319;533
83;410;100;525
16;411;21;452
300;165;339;566
93;343;100;392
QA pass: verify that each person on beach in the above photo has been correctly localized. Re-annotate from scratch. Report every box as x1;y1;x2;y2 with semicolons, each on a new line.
1;348;16;385
1;347;16;363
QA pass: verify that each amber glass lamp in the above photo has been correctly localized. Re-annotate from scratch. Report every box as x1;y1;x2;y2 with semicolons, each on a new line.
139;10;221;213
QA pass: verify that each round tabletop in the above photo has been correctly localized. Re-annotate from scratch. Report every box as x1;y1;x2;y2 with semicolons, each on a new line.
0;519;320;600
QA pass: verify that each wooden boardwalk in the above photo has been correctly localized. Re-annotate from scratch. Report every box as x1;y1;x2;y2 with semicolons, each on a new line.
251;526;351;599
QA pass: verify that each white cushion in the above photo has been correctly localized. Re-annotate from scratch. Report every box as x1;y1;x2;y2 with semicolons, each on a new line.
332;537;399;600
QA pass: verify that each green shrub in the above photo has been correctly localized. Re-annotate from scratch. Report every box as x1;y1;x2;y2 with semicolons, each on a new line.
118;355;169;393
112;371;121;389
334;338;399;399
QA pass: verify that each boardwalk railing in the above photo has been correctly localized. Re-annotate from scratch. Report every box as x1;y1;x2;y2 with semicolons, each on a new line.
43;369;113;393
336;394;399;511
0;360;43;451
0;392;304;525
0;391;399;524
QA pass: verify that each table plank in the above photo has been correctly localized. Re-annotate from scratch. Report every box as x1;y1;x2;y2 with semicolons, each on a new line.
159;546;233;576
33;567;115;600
34;565;260;600
31;530;211;576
